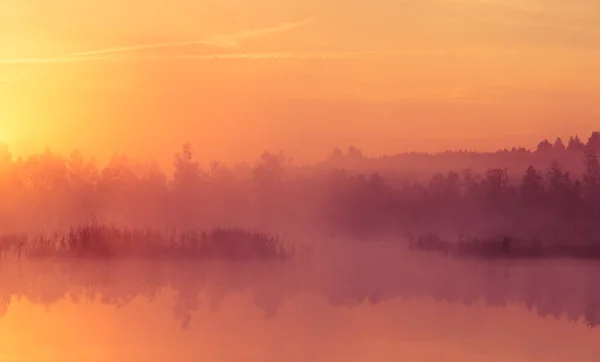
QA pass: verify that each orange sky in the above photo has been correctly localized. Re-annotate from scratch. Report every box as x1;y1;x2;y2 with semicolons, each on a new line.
1;0;600;165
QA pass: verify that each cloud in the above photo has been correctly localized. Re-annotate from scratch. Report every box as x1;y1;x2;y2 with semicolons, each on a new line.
149;50;402;60
59;17;317;58
0;56;106;64
0;17;318;66
56;40;234;58
0;48;561;65
0;50;401;65
208;17;317;47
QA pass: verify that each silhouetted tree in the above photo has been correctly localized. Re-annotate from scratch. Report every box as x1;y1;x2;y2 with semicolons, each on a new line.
253;151;288;187
583;151;600;194
481;168;509;210
173;143;203;189
545;161;580;218
346;146;364;162
171;144;207;227
568;135;586;153
209;161;234;183
586;132;600;153
521;166;545;204
327;146;344;164
536;139;553;154
582;151;600;218
553;138;566;152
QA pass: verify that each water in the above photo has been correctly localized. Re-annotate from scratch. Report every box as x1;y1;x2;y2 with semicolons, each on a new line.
1;246;600;362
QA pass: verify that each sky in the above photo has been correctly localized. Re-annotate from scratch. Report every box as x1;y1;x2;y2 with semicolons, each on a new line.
1;0;600;165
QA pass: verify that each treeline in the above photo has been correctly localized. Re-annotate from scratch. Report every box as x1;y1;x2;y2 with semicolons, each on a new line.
321;132;600;179
329;152;600;241
0;133;599;244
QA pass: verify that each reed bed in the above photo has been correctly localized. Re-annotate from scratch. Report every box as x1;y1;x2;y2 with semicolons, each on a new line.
0;223;290;261
408;233;600;260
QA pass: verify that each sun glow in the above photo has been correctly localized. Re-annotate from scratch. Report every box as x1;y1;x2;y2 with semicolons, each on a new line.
0;120;14;147
0;118;6;143
0;117;8;144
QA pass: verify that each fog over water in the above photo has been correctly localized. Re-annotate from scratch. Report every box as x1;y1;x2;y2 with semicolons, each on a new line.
1;135;600;361
4;0;600;355
2;240;600;362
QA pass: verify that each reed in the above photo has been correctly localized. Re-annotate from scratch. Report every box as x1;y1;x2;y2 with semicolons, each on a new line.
0;223;291;261
408;233;600;260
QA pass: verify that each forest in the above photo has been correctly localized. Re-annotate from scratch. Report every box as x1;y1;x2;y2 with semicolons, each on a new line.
1;132;600;329
0;132;599;259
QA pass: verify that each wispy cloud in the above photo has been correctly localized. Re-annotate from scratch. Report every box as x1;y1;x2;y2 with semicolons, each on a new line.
0;17;318;66
0;50;401;65
206;17;317;48
0;48;561;65
59;17;317;58
0;56;104;64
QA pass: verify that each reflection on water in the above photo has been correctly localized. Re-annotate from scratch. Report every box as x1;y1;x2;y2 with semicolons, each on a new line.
1;244;600;361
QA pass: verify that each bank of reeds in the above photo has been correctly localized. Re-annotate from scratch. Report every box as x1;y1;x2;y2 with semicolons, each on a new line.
408;233;600;259
0;223;290;261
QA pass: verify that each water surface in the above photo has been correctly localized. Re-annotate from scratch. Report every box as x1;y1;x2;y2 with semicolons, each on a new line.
1;251;599;362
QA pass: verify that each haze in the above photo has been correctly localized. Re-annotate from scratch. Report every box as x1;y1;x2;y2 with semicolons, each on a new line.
2;0;600;165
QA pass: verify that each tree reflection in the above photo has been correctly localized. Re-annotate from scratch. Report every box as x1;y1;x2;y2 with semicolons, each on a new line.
1;256;599;329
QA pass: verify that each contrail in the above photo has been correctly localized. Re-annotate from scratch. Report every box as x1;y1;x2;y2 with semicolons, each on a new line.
209;16;317;46
149;50;403;60
59;17;317;58
0;48;559;65
0;55;111;64
56;40;235;58
0;50;403;64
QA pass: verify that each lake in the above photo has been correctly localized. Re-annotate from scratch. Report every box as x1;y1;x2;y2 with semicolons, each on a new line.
1;244;599;362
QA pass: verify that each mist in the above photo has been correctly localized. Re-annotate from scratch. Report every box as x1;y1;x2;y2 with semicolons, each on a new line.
1;132;600;361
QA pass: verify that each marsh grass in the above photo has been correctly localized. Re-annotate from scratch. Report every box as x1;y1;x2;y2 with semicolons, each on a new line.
0;223;291;261
409;233;600;260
